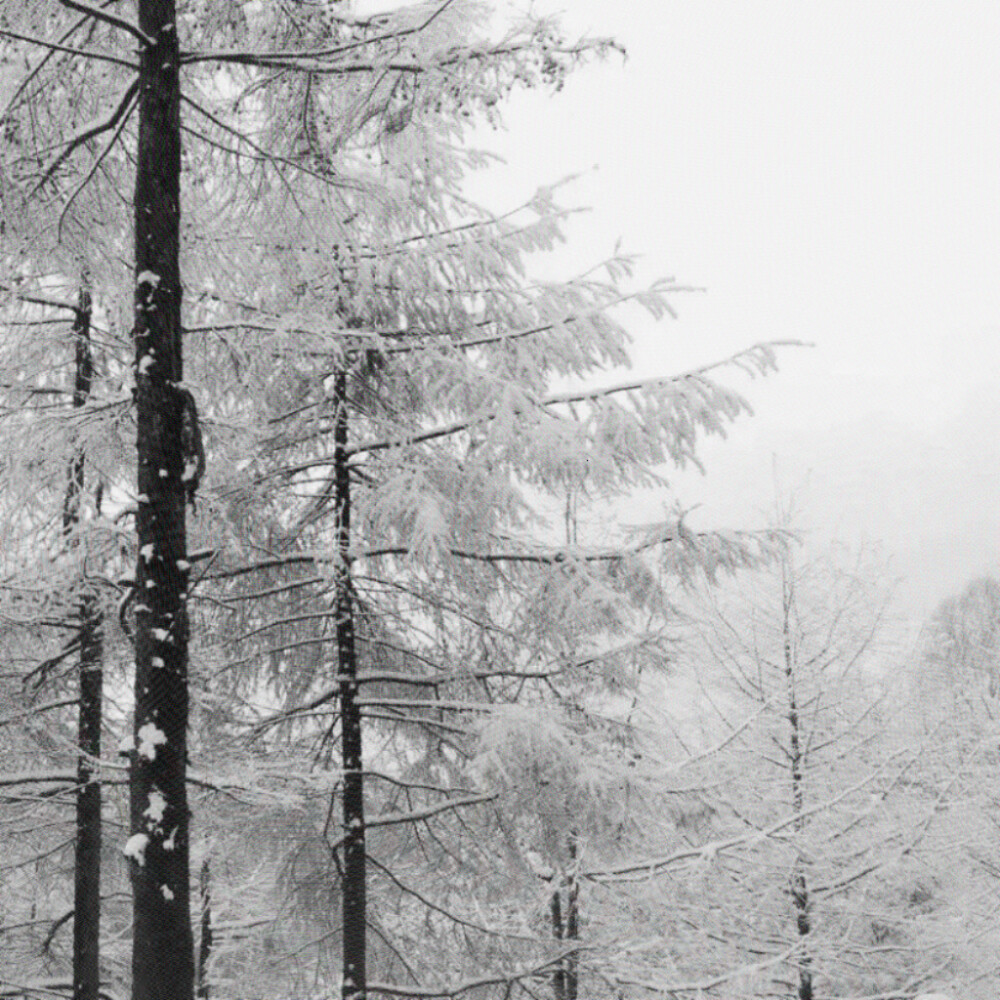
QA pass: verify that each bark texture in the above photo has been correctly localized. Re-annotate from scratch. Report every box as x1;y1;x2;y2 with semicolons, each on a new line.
65;287;103;1000
129;1;194;997
334;371;367;1000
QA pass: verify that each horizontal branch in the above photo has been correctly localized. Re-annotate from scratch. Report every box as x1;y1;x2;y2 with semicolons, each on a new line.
0;25;138;69
0;698;78;731
614;946;798;997
0;291;79;312
0;979;119;1000
0;770;76;788
367;792;496;829
343;339;801;458
204;525;680;587
585;749;903;880
250;667;568;733
178;0;458;68
366;946;586;999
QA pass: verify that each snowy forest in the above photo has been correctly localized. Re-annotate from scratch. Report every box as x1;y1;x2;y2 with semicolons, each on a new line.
0;2;998;999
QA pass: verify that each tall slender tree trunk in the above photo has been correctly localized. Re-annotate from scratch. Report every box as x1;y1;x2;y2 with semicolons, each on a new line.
64;286;104;1000
550;886;565;1000
333;370;367;1000
550;833;579;1000
129;1;194;998
782;565;812;1000
565;833;579;1000
196;859;212;999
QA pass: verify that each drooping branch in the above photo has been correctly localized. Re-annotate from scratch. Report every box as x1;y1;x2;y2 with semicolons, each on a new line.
58;87;140;237
31;77;140;194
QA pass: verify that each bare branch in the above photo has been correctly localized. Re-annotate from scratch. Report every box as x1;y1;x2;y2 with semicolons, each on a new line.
30;77;140;195
55;0;153;46
57;84;139;237
0;26;138;69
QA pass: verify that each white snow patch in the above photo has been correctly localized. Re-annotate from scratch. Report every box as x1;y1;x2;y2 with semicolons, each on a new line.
136;270;160;288
137;354;154;374
163;826;177;851
151;656;165;668
137;494;150;503
123;833;149;866
140;543;155;561
158;468;168;478
145;790;167;824
161;884;174;900
137;722;167;760
151;628;169;641
176;559;191;571
524;849;553;880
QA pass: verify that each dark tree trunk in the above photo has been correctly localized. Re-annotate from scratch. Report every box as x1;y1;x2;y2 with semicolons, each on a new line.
550;886;565;1000
565;834;579;1000
550;833;579;1000
129;1;194;998
196;859;212;999
334;371;366;1000
65;287;104;1000
782;569;812;1000
74;602;103;1000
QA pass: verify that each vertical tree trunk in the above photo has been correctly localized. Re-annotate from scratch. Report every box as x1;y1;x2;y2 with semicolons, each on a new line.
565;833;579;1000
550;832;579;1000
196;859;212;999
782;566;812;1000
129;1;194;998
65;286;104;1000
333;371;367;1000
550;885;565;1000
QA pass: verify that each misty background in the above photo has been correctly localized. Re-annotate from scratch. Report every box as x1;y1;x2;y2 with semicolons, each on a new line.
436;0;1000;621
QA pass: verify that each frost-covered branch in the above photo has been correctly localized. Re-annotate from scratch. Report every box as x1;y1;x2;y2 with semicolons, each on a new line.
344;340;798;458
179;0;460;67
585;750;908;881
365;945;586;998
613;946;798;997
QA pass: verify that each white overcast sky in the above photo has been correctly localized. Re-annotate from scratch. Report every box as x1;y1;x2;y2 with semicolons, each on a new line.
361;1;1000;619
